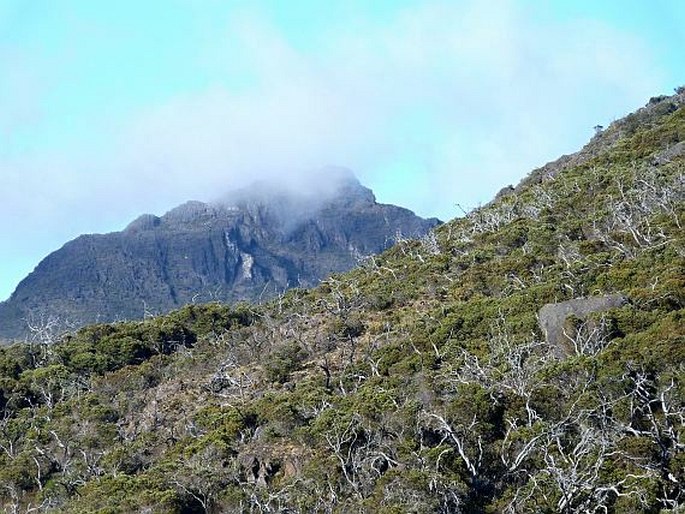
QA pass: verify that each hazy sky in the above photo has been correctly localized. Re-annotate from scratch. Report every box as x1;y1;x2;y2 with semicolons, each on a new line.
1;0;684;301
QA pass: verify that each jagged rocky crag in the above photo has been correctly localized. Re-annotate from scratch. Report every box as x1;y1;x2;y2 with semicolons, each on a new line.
0;171;439;340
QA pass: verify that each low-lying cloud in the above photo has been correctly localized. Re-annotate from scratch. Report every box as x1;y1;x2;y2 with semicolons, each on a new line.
112;1;662;214
0;0;671;299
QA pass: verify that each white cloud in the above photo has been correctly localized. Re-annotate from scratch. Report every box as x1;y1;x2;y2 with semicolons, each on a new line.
115;0;662;217
0;0;670;299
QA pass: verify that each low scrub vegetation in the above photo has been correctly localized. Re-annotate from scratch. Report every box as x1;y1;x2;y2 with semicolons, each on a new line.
1;92;684;512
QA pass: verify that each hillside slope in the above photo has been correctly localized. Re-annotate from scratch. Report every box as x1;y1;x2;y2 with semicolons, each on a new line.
0;90;683;513
0;170;439;341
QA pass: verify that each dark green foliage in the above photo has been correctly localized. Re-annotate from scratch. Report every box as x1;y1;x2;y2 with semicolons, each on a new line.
263;342;307;384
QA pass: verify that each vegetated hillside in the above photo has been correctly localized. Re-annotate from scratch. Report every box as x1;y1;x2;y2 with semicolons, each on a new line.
0;169;439;341
0;89;683;513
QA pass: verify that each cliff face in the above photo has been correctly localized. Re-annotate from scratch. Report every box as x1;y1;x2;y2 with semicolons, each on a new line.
0;173;440;340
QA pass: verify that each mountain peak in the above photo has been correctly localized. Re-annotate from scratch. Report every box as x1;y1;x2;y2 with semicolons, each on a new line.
0;174;438;339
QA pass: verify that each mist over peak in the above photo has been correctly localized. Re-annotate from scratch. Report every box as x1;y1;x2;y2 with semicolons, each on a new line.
217;166;366;205
121;169;384;240
212;167;377;229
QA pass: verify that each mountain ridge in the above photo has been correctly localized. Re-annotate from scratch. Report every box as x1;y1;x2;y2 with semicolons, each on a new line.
0;172;439;341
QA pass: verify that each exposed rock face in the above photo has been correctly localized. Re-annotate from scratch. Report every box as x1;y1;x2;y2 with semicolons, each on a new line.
539;294;628;357
652;141;685;166
0;172;440;340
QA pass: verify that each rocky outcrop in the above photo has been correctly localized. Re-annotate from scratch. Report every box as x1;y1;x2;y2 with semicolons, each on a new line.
239;447;307;488
652;141;685;166
539;294;628;357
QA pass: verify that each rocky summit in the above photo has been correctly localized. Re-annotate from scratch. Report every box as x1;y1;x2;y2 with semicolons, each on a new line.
0;170;439;340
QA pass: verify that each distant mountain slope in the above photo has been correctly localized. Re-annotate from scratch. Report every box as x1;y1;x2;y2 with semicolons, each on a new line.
0;90;682;513
0;170;439;340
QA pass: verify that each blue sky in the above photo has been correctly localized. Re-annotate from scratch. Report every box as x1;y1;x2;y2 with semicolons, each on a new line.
1;0;684;301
